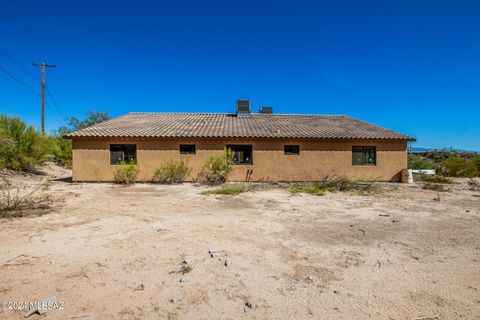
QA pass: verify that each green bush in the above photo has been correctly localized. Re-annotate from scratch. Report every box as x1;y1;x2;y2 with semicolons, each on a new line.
408;154;438;170
152;159;191;184
197;148;234;185
0;113;112;171
44;134;72;167
437;158;478;177
113;161;139;185
0;115;48;171
473;157;480;173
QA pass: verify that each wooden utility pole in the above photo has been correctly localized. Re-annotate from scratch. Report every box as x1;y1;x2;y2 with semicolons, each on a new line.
32;62;55;136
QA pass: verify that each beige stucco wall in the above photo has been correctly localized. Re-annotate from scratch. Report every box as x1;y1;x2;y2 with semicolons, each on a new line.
71;138;408;182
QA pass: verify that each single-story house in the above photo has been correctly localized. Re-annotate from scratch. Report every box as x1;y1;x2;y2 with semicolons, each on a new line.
64;101;415;182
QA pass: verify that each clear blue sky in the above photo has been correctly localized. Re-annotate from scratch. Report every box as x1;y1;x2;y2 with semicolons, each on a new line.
1;0;479;150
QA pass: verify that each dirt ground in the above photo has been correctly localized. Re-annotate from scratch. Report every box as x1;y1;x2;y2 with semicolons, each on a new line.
0;165;479;320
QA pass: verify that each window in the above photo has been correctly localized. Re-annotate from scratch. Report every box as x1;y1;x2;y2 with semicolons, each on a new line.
110;144;136;165
284;145;300;155
227;145;252;164
180;144;196;154
352;146;376;165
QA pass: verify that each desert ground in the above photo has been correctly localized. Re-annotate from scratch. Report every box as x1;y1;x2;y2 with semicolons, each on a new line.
0;166;479;320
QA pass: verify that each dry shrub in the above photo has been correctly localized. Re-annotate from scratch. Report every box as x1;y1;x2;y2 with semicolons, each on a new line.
289;176;381;196
114;161;139;185
468;178;480;191
0;177;52;218
418;174;455;184
422;182;450;192
152;159;191;184
197;148;234;185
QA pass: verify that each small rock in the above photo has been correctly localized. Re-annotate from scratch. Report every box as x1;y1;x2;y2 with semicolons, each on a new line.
25;296;56;318
208;250;219;258
68;312;95;319
169;296;182;303
180;276;191;283
333;290;339;295
224;260;229;267
466;210;470;213
245;302;256;309
133;283;145;291
307;276;313;281
182;257;193;265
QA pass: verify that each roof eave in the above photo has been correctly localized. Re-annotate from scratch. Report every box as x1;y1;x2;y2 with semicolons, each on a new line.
63;134;416;141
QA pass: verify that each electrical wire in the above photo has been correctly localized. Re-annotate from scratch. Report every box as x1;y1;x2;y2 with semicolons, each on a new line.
0;48;66;126
0;63;40;96
45;85;66;124
0;48;37;81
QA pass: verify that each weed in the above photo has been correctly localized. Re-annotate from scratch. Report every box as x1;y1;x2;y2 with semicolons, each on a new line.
288;183;326;196
201;184;247;195
152;159;191;184
179;263;192;274
0;287;10;294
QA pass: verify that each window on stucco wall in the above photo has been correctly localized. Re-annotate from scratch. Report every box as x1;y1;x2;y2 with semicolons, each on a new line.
226;145;253;164
352;146;376;165
110;144;137;165
284;145;300;155
180;144;196;154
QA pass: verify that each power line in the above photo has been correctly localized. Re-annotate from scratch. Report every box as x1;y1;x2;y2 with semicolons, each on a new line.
0;63;40;96
0;48;37;81
0;51;65;130
45;84;66;124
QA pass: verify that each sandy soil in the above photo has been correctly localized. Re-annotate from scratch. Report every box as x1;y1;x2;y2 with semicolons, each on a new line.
0;165;479;320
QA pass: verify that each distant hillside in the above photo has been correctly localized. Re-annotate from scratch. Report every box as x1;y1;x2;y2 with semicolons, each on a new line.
410;147;479;153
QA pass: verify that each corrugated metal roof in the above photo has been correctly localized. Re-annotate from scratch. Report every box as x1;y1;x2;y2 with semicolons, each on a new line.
64;112;415;141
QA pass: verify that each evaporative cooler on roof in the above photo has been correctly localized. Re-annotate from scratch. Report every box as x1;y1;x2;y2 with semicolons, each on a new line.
259;106;273;114
236;100;251;116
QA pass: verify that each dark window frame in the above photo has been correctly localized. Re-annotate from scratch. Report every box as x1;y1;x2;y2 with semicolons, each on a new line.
226;144;253;165
110;144;137;165
352;146;376;166
179;144;196;155
284;145;300;155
